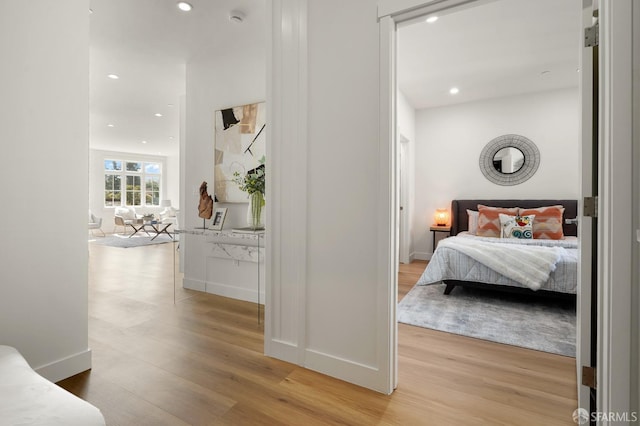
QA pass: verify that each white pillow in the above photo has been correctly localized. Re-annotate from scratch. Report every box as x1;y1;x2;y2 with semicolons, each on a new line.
115;207;135;220
499;213;535;239
467;210;478;235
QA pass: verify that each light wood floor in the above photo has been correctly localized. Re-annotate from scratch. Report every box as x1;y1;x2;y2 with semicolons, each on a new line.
58;241;577;425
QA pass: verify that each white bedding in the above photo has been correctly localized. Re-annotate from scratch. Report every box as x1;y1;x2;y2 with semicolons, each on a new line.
418;233;578;294
0;345;105;426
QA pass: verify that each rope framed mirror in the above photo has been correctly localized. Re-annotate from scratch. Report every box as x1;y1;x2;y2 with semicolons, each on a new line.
479;134;540;186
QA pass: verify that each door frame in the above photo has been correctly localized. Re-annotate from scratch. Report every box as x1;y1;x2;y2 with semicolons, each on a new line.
379;0;635;407
597;0;634;417
378;0;506;392
578;0;596;413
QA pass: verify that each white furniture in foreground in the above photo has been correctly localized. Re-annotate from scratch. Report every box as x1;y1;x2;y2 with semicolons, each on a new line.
0;345;105;425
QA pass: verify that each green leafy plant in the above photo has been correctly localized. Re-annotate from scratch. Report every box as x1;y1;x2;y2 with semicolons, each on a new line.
233;156;265;196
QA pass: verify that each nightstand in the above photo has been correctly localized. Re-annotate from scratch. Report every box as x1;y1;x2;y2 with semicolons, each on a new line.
430;225;451;250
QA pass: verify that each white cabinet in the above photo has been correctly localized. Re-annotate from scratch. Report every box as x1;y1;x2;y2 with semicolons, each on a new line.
179;229;265;305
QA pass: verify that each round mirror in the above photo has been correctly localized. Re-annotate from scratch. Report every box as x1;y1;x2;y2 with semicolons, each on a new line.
479;134;539;186
492;147;525;174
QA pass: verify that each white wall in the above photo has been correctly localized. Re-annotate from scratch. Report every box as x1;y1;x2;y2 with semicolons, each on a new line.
398;90;416;147
182;44;265;302
0;0;91;382
304;0;381;372
165;152;180;211
89;149;176;233
267;0;394;392
413;88;580;258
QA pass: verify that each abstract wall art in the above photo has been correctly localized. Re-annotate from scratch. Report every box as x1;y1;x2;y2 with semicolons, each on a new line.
214;101;266;203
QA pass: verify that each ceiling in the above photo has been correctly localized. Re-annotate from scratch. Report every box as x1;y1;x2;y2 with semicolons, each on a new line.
398;0;581;110
90;0;580;157
89;0;265;156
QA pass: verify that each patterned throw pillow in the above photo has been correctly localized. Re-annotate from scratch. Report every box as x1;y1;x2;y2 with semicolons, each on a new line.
467;210;478;235
499;213;535;239
477;205;519;238
519;205;565;239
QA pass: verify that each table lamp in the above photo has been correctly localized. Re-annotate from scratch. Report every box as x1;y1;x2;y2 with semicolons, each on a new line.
434;208;449;227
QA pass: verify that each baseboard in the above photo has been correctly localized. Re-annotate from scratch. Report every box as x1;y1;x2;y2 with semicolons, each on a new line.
204;280;265;303
265;338;300;365
412;251;432;261
35;348;92;383
183;278;265;303
304;349;390;394
183;277;206;292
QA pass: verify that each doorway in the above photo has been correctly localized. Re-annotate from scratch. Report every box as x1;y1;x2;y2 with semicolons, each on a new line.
385;0;586;410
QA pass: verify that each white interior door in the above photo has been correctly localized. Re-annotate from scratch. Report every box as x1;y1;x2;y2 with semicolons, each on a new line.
577;0;598;416
399;135;410;264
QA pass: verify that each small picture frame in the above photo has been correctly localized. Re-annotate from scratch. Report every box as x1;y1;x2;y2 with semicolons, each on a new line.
209;207;228;231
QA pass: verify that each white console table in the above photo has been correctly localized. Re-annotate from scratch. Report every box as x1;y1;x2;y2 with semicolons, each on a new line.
173;228;265;322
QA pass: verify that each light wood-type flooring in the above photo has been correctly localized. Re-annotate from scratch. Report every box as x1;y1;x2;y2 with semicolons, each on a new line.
58;240;577;425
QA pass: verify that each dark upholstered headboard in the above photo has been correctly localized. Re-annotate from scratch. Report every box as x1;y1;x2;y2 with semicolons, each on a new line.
450;199;578;237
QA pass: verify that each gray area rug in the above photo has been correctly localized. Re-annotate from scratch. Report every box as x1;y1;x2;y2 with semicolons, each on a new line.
90;234;176;248
398;283;576;357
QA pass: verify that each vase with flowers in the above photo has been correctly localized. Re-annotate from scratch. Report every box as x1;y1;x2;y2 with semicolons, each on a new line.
233;157;265;229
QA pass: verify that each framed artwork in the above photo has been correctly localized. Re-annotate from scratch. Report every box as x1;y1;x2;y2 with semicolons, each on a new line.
214;101;266;203
209;207;228;231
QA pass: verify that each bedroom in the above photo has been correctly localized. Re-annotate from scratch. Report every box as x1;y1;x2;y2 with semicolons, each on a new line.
396;0;580;354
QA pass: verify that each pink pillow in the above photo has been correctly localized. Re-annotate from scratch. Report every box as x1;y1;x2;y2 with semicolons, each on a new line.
477;205;519;238
519;205;565;239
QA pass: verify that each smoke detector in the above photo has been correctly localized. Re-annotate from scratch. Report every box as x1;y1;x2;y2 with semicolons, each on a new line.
229;11;245;23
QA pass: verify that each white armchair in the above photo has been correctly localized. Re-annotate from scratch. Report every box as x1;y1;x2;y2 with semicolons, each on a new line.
159;200;179;230
88;210;105;237
114;206;143;234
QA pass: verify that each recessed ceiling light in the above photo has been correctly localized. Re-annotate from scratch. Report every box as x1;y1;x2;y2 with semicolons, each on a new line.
167;104;174;107
576;68;581;73
154;113;163;117
107;74;119;80
540;70;551;76
107;124;114;127
141;140;147;144
89;9;93;14
177;2;192;12
449;87;459;95
169;136;174;140
426;16;438;23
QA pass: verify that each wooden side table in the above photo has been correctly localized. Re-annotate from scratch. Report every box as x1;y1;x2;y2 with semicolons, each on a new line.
430;226;451;250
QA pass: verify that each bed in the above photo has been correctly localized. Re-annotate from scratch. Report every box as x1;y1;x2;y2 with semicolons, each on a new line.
417;199;578;297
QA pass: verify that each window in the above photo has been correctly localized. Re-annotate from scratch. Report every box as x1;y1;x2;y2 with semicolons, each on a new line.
144;162;160;206
126;161;142;172
104;158;162;207
125;175;142;206
145;176;160;205
104;160;122;206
